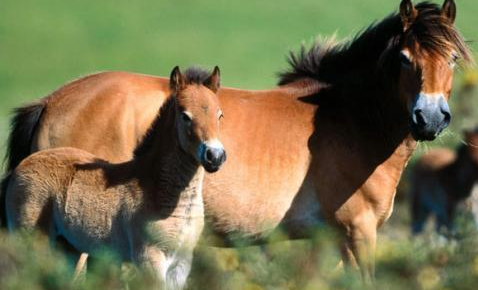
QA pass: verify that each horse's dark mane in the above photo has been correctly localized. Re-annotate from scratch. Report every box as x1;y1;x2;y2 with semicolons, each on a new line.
133;67;212;157
182;66;213;85
278;2;473;86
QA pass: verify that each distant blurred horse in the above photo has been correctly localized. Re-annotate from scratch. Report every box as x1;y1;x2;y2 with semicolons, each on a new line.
4;66;226;289
410;128;478;234
1;0;472;281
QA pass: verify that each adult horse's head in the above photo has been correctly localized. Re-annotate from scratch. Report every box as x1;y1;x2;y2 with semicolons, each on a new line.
397;0;472;141
170;66;226;172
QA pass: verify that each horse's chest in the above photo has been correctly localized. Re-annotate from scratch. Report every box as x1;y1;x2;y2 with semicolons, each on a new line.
144;194;205;251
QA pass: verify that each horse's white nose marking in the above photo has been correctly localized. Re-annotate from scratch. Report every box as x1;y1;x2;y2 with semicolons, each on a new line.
420;92;444;98
204;139;224;150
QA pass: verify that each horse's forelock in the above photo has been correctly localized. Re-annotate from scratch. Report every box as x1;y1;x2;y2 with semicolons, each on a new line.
410;2;473;65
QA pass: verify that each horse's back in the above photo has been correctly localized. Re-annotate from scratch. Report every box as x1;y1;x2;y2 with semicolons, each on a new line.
6;147;99;231
35;72;170;162
10;147;100;197
414;148;455;173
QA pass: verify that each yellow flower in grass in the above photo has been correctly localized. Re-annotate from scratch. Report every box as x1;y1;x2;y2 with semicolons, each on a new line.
417;266;440;290
375;239;396;262
216;249;240;272
473;256;478;276
304;278;330;290
242;283;263;290
463;69;478;88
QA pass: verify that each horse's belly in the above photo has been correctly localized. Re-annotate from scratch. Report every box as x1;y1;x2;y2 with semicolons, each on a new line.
202;160;315;242
278;179;325;238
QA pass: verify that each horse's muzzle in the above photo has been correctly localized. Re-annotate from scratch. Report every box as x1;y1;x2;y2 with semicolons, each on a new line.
199;141;227;173
410;93;451;141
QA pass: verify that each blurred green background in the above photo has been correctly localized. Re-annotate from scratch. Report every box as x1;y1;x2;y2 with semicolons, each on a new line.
1;0;478;289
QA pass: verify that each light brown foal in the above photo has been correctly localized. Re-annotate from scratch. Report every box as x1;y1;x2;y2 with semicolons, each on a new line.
4;66;226;290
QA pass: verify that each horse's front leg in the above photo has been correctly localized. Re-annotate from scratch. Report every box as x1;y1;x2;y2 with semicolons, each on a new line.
137;246;193;290
136;246;169;288
340;210;377;284
164;251;193;290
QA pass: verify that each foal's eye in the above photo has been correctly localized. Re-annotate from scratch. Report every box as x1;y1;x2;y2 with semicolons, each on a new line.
218;111;224;120
399;51;412;68
181;112;192;123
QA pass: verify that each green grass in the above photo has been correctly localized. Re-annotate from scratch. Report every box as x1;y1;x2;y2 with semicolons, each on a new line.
1;0;478;289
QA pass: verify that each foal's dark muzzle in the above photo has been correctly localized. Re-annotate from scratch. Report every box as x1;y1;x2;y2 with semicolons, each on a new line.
200;142;227;173
410;93;451;141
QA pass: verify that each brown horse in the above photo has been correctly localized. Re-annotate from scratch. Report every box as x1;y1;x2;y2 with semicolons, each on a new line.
4;66;226;289
1;0;472;280
411;128;478;235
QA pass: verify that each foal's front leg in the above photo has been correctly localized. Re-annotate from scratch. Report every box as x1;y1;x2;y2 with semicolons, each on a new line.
164;251;193;290
138;246;169;288
138;246;193;290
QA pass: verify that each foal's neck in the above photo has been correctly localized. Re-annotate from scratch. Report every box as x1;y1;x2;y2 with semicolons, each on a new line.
136;98;204;201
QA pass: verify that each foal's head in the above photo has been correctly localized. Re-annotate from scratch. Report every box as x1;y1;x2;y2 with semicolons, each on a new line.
397;0;471;141
169;66;226;173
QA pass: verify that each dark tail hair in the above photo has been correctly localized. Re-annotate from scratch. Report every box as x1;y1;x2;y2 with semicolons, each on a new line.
4;101;46;172
0;172;12;228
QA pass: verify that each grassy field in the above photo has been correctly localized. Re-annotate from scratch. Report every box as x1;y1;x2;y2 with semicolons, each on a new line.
1;0;478;289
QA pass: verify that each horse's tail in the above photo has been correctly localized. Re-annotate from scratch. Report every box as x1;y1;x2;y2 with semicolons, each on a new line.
4;100;46;172
0;172;12;229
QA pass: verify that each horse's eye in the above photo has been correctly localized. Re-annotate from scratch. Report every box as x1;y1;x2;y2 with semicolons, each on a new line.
181;112;192;123
218;112;224;120
451;53;459;62
399;51;412;68
449;53;459;68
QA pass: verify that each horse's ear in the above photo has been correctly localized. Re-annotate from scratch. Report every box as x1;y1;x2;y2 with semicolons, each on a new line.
464;129;478;142
205;66;220;93
170;66;186;92
441;0;456;24
400;0;417;31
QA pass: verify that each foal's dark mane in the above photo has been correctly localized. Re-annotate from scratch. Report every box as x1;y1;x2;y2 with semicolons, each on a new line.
278;2;472;86
133;67;212;157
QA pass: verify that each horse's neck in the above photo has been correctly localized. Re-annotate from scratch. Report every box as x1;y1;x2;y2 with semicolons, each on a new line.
314;72;416;196
136;108;204;211
152;149;204;202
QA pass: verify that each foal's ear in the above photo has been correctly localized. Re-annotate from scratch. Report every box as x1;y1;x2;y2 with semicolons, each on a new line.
441;0;456;24
400;0;417;31
205;66;221;93
170;66;186;92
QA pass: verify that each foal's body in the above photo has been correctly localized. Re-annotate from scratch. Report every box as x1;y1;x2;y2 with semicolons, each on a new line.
7;147;204;264
5;67;225;289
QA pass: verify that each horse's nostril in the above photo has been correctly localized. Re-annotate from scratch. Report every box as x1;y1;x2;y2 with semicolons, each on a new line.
413;110;427;126
442;110;451;124
205;149;213;162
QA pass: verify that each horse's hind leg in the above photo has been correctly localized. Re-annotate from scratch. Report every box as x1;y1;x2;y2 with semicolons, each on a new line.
4;174;55;236
73;253;89;284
